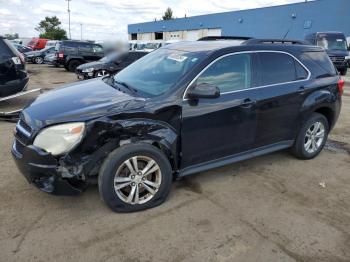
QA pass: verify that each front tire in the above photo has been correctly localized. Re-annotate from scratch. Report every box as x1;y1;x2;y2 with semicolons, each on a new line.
291;113;329;160
98;143;173;212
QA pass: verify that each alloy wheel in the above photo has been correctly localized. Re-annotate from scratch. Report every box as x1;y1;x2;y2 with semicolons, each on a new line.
35;57;43;64
304;121;325;154
96;70;109;77
114;156;162;205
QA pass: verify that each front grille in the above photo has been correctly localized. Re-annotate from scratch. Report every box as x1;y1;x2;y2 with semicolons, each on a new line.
330;56;345;63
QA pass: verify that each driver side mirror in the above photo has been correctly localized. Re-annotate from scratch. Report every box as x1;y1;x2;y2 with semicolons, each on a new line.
187;83;220;100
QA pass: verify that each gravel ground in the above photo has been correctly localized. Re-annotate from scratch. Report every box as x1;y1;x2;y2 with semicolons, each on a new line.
0;64;350;262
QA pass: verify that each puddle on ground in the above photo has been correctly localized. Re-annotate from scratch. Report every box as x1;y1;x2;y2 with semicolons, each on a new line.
325;139;350;155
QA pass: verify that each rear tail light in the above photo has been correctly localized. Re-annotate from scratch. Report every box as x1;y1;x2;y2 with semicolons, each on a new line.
338;79;345;96
57;52;64;58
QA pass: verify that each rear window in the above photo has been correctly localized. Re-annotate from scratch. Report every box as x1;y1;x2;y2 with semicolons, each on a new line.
257;52;308;86
0;39;20;59
299;51;337;77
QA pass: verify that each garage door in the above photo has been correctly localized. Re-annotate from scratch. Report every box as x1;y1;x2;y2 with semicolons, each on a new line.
186;30;199;41
207;28;222;37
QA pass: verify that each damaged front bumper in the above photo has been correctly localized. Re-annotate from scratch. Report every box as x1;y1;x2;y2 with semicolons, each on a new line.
11;141;84;195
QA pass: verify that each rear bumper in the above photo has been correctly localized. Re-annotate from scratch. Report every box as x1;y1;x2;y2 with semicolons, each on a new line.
11;141;83;195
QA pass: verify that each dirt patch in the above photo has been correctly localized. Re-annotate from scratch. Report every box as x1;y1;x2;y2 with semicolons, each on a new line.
325;139;350;155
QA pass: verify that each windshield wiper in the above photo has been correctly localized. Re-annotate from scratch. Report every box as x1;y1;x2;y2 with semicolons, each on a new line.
114;79;138;94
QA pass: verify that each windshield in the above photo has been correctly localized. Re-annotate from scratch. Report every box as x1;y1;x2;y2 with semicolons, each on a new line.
145;43;160;50
317;34;347;51
113;48;204;97
136;44;146;50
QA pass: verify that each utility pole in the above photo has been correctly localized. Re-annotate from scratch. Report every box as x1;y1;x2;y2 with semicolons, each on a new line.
66;0;72;39
80;24;82;40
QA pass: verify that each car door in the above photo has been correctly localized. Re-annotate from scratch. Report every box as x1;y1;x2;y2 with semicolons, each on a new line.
181;53;260;168
78;42;93;61
254;51;310;148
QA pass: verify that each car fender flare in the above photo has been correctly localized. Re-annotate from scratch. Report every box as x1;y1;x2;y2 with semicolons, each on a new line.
68;118;179;178
115;119;179;169
299;89;336;128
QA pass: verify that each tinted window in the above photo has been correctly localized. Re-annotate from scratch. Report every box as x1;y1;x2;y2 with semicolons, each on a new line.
196;54;251;93
92;44;103;52
63;41;79;48
300;51;337;77
296;62;309;80
258;53;303;86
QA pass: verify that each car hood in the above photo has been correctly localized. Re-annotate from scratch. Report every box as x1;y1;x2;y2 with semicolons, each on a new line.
77;61;108;70
22;78;146;129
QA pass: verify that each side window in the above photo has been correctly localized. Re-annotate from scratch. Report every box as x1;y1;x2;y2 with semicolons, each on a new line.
295;62;309;80
300;51;337;77
196;54;252;93
92;44;103;53
258;52;305;86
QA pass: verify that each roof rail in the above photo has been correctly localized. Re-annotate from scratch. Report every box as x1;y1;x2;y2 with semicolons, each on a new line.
198;36;253;41
244;39;309;45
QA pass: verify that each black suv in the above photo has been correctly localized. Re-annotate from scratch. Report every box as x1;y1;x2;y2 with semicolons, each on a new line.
76;51;148;79
55;40;104;72
0;37;29;98
12;39;343;212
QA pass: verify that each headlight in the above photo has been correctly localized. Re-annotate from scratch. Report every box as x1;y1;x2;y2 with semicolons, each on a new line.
33;123;85;156
82;68;94;73
345;56;350;60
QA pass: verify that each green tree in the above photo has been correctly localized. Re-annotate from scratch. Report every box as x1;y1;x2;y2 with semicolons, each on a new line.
35;16;68;40
162;7;174;20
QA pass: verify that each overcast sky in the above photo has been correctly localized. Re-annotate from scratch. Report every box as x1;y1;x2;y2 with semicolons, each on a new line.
0;0;305;41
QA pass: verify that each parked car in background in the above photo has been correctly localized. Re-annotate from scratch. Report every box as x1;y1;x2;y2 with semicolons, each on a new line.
27;38;49;51
76;51;148;79
305;32;349;75
12;43;32;54
55;40;105;72
45;40;58;48
12;39;343;212
44;53;59;67
24;46;56;64
0;36;29;98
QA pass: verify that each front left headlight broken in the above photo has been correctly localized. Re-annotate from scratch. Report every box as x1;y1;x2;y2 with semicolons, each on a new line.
33;122;85;156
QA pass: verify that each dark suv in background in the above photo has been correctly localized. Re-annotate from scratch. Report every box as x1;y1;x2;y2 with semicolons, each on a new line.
55;40;105;72
76;51;148;79
12;39;343;212
0;36;29;98
305;32;349;75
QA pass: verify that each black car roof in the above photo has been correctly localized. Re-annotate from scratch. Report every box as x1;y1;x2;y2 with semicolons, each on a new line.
164;39;323;54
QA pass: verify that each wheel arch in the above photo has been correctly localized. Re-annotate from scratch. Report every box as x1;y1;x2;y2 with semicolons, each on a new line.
299;89;337;130
67;118;179;180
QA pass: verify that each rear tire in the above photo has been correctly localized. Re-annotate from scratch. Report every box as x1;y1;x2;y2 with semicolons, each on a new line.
291;113;329;160
34;57;44;64
68;60;81;72
98;143;173;212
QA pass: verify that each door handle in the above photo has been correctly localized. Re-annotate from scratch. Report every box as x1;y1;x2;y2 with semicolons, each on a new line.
239;98;256;108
